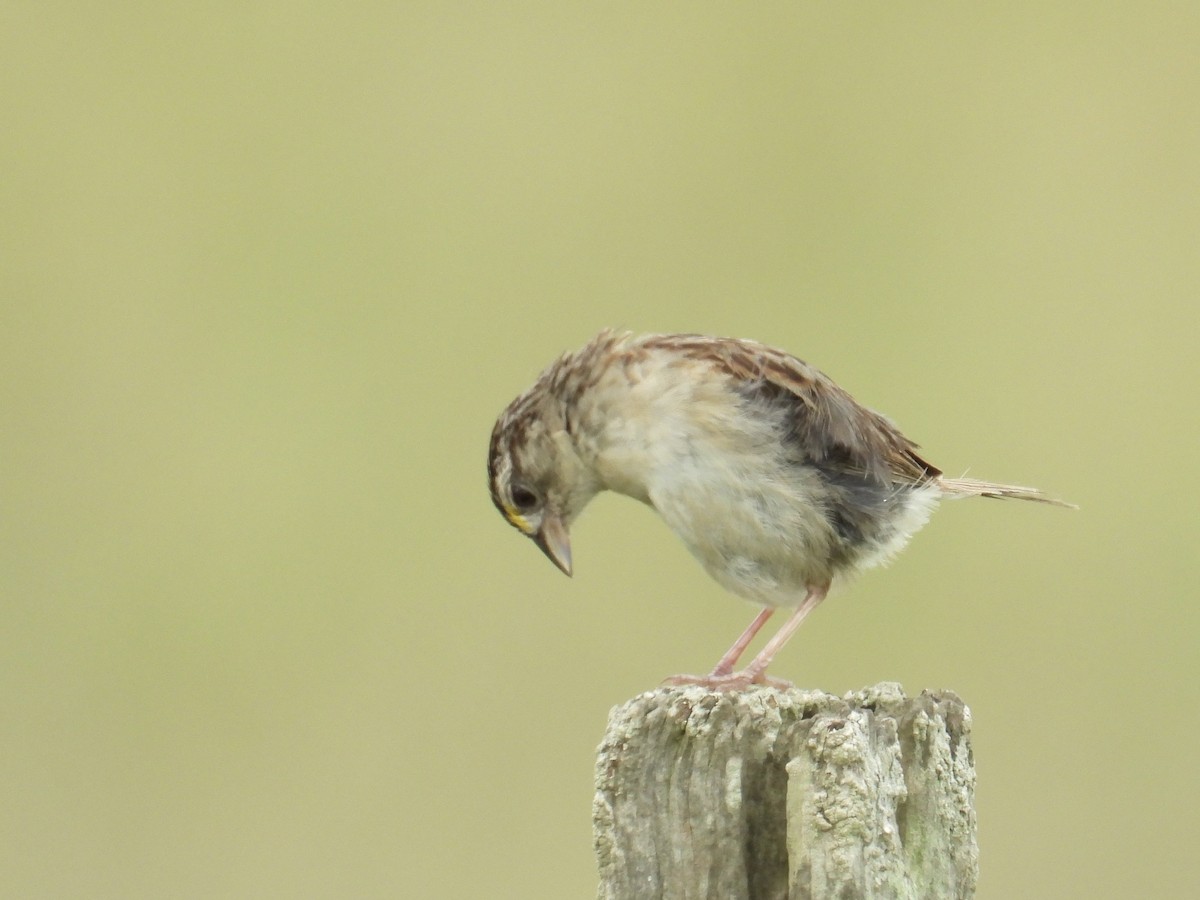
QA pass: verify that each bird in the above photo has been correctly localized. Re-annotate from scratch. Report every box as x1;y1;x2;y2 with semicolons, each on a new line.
487;330;1072;690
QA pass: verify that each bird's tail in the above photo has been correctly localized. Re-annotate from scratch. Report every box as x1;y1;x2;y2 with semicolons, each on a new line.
937;476;1076;508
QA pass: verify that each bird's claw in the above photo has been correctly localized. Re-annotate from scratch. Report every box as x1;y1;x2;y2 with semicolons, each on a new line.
662;670;794;692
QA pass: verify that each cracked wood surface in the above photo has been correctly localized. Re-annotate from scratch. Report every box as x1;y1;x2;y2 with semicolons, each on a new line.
594;683;976;900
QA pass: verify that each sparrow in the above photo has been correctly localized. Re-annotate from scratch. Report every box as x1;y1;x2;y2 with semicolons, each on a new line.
487;330;1071;689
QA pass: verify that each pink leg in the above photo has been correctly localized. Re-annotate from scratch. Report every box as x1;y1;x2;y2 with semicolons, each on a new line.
663;584;829;691
709;608;775;676
742;583;829;684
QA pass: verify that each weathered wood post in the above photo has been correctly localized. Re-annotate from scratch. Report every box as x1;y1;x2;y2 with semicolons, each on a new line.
594;683;977;900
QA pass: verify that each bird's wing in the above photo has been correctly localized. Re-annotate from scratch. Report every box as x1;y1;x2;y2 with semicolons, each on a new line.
645;334;940;487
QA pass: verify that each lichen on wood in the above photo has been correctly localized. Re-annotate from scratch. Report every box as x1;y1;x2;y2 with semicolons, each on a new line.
594;683;976;900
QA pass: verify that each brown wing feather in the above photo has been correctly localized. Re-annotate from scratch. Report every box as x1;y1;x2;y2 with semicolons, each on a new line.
645;334;940;487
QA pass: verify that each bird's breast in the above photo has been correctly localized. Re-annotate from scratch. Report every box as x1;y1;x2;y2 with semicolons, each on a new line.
643;443;843;602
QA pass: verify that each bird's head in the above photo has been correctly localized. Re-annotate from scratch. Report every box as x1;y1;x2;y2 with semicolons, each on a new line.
487;386;598;577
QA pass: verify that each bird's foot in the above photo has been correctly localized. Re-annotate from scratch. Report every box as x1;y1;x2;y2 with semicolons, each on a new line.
661;670;794;692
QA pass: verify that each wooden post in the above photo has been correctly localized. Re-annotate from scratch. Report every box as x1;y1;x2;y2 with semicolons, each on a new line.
593;683;977;900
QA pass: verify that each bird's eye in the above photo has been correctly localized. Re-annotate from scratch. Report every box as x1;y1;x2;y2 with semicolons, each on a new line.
511;486;539;511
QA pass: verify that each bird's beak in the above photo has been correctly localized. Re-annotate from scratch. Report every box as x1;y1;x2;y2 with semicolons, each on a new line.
533;512;572;576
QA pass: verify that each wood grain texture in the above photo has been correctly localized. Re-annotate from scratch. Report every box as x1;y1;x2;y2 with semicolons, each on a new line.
594;683;976;900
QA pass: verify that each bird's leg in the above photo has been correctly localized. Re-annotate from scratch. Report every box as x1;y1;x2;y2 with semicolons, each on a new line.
741;583;829;685
708;608;775;676
663;584;828;691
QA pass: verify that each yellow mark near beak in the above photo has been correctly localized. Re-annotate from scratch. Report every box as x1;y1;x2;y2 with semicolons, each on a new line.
503;503;535;535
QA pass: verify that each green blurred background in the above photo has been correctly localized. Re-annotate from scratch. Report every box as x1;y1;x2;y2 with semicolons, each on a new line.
3;3;1196;897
